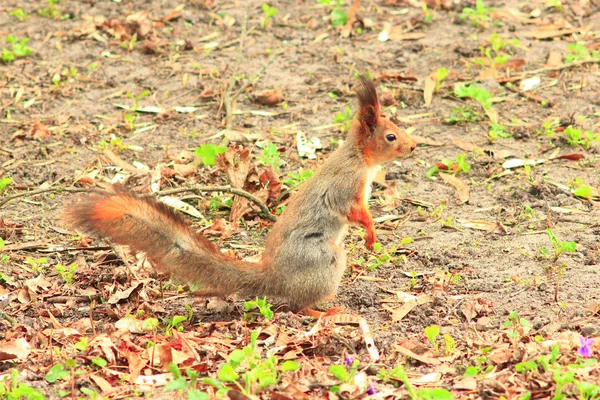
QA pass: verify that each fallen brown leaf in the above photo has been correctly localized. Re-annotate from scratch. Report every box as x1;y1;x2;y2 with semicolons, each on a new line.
439;172;469;203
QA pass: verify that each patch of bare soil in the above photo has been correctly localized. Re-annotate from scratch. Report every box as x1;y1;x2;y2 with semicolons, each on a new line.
1;0;599;398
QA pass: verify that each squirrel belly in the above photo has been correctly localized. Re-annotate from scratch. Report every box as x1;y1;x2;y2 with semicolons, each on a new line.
64;77;416;312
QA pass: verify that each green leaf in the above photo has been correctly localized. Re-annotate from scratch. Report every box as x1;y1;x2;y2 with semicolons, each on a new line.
0;237;4;251
228;349;246;365
45;364;70;383
515;360;537;373
188;390;210;400
194;144;227;166
164;377;188;391
218;364;239;382
329;365;349;382
559;241;576;252
92;357;107;368
424;325;440;344
574;185;592;199
0;177;12;192
281;360;300;372
330;9;348;27
464;366;479;377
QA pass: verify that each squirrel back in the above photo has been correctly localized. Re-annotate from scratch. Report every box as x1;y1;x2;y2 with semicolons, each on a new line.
65;77;416;311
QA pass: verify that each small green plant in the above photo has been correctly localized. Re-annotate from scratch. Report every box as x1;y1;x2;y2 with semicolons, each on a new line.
355;243;391;271
570;178;595;200
209;196;233;213
445;105;482;124
334;105;353;132
538;119;558;137
443;334;456;356
194;144;227;166
319;0;348;27
0;370;45;400
433;67;448;92
244;297;274;320
378;365;454;399
460;0;495;28
0;177;12;193
258;141;283;171
539;228;576;261
55;263;77;284
39;0;69;19
126;89;150;111
455;84;493;109
424;325;440;354
283;169;315;188
9;9;29;21
261;4;278;28
565;43;599;63
502;311;531;343
25;257;48;274
488;33;520;53
421;4;434;24
164;315;187;333
208;330;300;396
164;363;208;399
2;35;32;63
426;154;471;178
546;0;563;12
45;363;71;383
329;355;360;392
489;123;512;140
121;34;137;52
97;135;128;152
563;125;598;148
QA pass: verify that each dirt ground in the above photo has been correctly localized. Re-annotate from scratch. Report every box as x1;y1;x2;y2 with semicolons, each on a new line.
1;0;600;398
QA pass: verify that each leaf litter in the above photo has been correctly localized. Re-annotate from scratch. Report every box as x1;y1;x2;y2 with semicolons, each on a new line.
1;0;600;398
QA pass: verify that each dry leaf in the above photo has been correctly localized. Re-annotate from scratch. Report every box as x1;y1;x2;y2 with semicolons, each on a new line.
439;172;469;203
388;28;426;41
255;88;283;106
0;338;30;361
423;73;436;107
457;219;506;234
547;51;562;67
411;135;442;146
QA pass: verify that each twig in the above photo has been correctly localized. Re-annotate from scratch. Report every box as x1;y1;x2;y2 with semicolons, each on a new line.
502;83;553;107
158;185;277;222
223;12;248;132
0;187;101;208
461;59;600;86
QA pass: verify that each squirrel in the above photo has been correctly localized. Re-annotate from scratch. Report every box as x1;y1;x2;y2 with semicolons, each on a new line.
65;77;416;312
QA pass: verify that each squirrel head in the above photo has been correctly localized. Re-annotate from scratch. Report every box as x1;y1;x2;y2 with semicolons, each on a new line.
354;76;416;166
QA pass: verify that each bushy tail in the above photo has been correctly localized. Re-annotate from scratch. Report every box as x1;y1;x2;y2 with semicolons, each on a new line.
64;186;269;295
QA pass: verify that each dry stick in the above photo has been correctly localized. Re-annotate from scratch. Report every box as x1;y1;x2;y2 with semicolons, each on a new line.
0;187;101;208
502;83;553;107
159;185;277;222
223;12;248;133
461;59;600;86
0;185;277;222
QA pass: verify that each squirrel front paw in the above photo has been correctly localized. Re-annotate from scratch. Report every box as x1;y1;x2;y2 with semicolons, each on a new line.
365;232;376;250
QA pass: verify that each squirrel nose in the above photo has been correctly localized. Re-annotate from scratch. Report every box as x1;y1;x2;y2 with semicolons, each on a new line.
410;142;417;152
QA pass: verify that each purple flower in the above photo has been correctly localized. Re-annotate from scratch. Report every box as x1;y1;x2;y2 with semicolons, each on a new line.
579;336;594;358
344;355;354;366
366;385;377;395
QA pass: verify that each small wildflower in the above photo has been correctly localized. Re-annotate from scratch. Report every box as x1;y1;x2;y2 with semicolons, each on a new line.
366;384;377;395
344;355;354;366
578;336;594;358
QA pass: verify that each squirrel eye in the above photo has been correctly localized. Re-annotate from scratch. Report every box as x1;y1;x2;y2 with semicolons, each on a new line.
385;134;397;142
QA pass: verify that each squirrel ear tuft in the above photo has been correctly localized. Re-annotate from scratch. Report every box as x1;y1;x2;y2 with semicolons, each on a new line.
356;75;380;130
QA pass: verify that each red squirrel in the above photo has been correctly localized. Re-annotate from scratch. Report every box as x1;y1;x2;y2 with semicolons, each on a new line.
65;77;416;312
